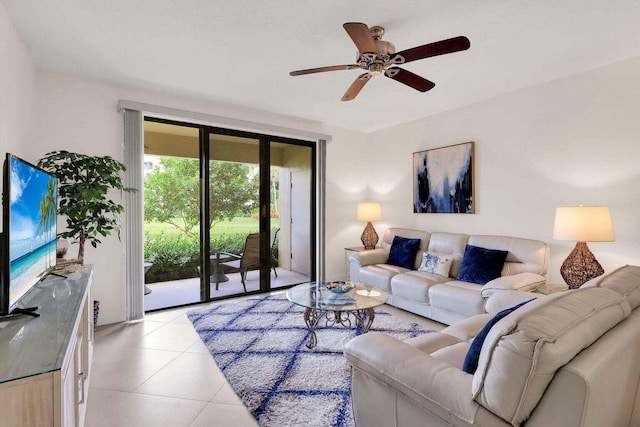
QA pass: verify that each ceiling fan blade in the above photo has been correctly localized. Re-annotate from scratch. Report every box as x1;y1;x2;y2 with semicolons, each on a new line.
343;22;379;55
391;36;470;64
385;67;435;92
341;73;371;101
290;64;360;76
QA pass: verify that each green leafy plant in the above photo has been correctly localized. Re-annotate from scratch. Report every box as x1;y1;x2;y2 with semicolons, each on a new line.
143;158;258;236
143;232;200;282
144;232;200;268
38;150;136;263
143;232;250;283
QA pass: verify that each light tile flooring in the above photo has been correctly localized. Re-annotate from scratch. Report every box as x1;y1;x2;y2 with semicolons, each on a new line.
144;268;310;311
86;292;445;427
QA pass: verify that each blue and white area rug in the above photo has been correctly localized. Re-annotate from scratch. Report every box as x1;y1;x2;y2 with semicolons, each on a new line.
188;295;430;427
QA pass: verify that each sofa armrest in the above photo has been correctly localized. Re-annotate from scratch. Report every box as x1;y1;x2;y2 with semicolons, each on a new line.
349;248;388;267
344;332;482;424
480;272;546;298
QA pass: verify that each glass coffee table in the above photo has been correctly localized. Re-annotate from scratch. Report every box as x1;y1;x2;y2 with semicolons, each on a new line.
286;281;388;349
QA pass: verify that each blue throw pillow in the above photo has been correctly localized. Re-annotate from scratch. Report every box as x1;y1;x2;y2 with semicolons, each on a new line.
462;299;533;374
387;236;421;269
457;244;509;285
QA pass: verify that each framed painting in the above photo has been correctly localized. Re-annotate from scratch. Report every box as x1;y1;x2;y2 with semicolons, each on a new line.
413;141;474;213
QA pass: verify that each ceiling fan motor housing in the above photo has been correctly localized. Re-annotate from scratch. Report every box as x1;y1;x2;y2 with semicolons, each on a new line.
357;27;396;75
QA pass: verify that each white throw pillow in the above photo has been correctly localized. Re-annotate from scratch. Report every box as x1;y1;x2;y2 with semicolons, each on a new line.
418;252;453;277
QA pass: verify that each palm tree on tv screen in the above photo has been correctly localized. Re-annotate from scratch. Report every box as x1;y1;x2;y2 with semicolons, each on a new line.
37;177;57;267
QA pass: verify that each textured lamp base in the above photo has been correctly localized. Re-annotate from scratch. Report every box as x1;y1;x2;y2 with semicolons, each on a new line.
560;241;605;289
360;221;379;250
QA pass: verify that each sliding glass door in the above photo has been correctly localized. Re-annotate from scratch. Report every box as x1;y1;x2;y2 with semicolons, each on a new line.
143;118;315;311
143;120;202;310
270;141;314;288
204;131;262;300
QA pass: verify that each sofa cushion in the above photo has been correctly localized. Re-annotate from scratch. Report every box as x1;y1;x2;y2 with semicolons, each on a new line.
426;232;469;277
404;332;463;354
441;313;493;342
468;235;549;276
391;271;449;304
359;264;406;293
462;299;533;374
387;236;421;269
431;342;471;370
581;264;640;310
484;290;540;316
472;287;631;425
479;272;547;298
429;281;487;318
418;252;454;277
457;244;508;285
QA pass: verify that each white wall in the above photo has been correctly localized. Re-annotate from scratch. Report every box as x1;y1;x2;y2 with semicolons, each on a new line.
324;128;370;280
0;3;37;160
366;57;640;284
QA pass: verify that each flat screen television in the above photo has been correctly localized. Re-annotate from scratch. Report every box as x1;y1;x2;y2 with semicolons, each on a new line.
1;153;58;316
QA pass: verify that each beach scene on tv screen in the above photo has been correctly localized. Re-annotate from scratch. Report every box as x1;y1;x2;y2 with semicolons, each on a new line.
9;157;57;305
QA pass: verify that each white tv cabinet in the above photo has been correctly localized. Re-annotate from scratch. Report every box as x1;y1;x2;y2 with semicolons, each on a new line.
0;265;93;427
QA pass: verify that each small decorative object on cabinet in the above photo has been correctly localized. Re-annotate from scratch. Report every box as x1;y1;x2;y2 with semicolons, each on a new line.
56;238;71;259
0;266;94;426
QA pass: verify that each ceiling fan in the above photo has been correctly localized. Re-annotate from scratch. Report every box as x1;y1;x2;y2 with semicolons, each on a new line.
289;22;470;101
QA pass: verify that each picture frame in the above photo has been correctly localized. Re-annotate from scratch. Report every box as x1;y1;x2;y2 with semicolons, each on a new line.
413;141;474;213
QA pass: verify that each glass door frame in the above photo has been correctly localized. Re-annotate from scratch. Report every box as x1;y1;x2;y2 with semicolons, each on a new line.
202;126;317;302
144;116;316;306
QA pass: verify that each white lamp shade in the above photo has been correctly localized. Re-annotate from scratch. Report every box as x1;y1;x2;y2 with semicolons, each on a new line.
356;203;382;222
553;206;615;242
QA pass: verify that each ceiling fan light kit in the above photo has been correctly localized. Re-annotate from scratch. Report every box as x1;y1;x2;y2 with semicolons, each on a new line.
290;22;470;101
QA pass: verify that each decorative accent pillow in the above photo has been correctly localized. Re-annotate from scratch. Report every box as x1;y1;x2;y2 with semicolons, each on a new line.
387;236;421;269
418;252;453;277
457;244;508;285
462;299;533;374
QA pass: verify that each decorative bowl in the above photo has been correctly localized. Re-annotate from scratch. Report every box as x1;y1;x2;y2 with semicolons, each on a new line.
325;281;355;294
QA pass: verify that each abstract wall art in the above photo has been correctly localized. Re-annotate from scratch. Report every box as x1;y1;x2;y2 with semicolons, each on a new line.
413;141;474;214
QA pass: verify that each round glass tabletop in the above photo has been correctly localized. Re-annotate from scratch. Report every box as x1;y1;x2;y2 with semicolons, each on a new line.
286;281;388;312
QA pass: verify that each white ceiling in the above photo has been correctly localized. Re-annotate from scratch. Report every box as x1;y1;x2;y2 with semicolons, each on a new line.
4;0;640;132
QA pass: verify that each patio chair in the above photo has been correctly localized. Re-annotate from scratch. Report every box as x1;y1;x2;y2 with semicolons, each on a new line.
270;227;280;278
217;233;261;292
216;229;280;292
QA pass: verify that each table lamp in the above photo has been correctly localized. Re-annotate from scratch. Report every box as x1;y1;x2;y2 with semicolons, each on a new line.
357;203;382;249
553;206;615;288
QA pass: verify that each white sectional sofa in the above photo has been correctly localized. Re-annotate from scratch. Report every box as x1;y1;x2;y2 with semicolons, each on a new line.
344;265;640;426
349;228;549;324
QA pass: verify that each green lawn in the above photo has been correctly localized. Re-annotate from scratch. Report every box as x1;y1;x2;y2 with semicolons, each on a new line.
144;216;279;238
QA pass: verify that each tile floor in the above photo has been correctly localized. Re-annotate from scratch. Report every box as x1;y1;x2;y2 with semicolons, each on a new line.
85;292;445;427
144;268;310;311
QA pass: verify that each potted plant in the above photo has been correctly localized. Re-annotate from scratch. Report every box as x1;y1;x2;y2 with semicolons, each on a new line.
38;150;136;264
